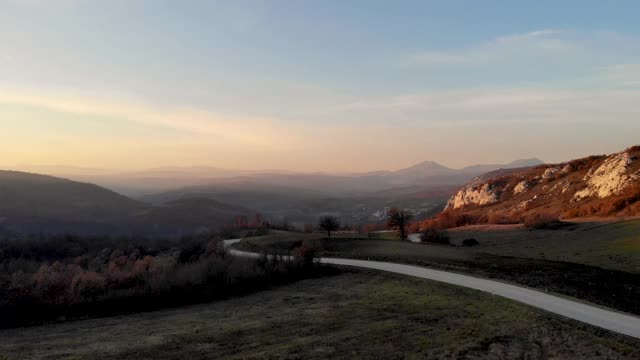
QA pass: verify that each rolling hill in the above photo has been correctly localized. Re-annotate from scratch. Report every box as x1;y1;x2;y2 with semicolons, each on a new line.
0;171;252;236
136;158;544;228
0;170;143;221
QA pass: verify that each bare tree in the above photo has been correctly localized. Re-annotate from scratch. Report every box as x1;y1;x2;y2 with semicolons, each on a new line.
318;216;340;238
387;207;412;241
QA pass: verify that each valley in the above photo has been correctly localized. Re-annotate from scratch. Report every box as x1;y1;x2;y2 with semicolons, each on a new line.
1;147;639;359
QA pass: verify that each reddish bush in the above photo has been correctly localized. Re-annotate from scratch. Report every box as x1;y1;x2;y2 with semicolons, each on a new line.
420;229;450;244
421;211;479;230
486;212;519;225
360;223;386;236
294;240;321;266
524;213;562;229
71;271;106;301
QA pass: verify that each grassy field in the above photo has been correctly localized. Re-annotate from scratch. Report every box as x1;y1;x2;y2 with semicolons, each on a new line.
447;219;640;273
1;270;638;360
243;220;640;273
237;220;640;315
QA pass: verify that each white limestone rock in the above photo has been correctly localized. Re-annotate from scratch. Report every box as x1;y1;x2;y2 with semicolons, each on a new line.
574;152;634;200
446;183;500;210
513;181;529;195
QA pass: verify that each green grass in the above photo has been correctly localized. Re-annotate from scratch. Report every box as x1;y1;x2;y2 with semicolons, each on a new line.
237;221;640;315
244;220;640;274
447;219;640;273
1;270;638;360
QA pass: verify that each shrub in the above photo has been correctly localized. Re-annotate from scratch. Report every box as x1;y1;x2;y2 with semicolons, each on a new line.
486;212;519;225
420;229;450;245
0;233;332;329
524;213;563;230
461;238;479;247
294;240;321;266
420;211;479;230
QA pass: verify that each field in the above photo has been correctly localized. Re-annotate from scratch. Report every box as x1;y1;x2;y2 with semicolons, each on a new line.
237;219;640;315
447;218;640;273
1;269;638;360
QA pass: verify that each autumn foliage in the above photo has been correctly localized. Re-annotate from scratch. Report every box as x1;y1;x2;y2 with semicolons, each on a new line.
0;233;326;328
419;211;479;230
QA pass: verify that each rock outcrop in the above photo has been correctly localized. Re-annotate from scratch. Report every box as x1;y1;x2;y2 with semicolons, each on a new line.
574;152;637;200
443;146;640;219
446;182;500;210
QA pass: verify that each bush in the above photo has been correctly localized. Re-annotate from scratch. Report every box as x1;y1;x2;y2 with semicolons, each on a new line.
420;229;450;245
486;212;519;225
294;240;321;267
524;214;563;230
461;238;479;247
0;233;331;329
420;211;479;230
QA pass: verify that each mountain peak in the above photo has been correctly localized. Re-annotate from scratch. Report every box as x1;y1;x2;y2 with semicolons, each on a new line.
395;161;454;177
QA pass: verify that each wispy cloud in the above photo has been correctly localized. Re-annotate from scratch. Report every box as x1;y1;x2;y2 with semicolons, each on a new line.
339;87;640;127
405;29;572;66
2;84;639;171
404;30;639;68
0;89;300;150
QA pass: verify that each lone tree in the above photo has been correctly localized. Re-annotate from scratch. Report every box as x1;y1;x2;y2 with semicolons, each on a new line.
318;216;340;238
387;207;412;241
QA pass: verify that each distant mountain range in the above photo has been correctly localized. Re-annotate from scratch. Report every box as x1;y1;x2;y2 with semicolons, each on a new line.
0;157;544;235
139;158;544;202
18;158;544;197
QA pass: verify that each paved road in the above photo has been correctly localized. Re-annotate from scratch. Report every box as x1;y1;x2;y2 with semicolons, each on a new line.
223;239;640;339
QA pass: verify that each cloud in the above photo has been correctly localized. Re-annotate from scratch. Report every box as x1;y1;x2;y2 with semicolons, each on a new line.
0;89;300;150
338;87;640;127
404;30;639;68
2;84;639;171
405;29;573;66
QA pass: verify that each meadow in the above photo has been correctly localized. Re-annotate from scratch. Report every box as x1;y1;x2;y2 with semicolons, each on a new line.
237;219;640;315
1;269;638;360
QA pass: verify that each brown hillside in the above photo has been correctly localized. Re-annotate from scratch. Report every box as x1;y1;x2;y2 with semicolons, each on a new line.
423;146;640;228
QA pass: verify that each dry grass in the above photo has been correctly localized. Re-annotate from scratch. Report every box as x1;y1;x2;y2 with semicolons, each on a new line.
237;220;640;315
1;270;638;360
448;219;640;273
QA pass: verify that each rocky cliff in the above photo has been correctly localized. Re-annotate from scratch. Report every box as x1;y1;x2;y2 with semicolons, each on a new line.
444;146;640;220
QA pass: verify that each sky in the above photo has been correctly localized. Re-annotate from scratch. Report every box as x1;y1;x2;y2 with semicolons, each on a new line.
2;0;640;173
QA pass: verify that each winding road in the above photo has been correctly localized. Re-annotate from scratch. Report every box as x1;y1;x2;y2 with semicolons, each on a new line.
223;239;640;339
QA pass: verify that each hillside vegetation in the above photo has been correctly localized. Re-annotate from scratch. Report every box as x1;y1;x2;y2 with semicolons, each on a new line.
431;146;640;227
0;171;253;236
0;171;142;221
0;233;331;328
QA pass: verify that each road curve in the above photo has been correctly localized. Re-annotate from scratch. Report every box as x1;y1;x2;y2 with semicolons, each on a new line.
223;239;640;339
